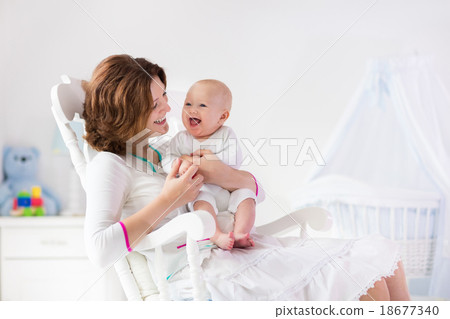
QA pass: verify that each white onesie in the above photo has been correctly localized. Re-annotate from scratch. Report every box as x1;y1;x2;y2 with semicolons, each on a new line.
162;126;263;214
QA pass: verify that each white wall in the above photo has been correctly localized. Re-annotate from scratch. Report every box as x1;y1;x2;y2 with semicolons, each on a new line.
1;0;450;224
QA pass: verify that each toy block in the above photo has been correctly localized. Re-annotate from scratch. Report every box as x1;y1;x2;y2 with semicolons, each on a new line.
34;207;45;216
31;186;42;198
31;198;43;207
10;208;23;216
17;191;31;198
23;207;33;216
18;197;31;207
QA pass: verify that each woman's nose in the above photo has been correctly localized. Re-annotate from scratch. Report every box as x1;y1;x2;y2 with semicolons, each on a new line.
162;100;171;112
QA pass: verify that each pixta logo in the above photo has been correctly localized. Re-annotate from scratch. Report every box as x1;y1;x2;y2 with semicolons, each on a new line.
126;129;325;174
125;129;171;175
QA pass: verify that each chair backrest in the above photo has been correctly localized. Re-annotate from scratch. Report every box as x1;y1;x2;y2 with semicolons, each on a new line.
51;74;189;300
51;75;90;190
51;75;85;124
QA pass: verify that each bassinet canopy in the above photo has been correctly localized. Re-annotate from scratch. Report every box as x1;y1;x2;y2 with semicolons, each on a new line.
291;56;450;299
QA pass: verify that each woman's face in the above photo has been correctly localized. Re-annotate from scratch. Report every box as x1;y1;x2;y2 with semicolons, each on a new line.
146;76;171;135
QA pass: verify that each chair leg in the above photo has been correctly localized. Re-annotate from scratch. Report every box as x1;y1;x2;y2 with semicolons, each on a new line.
155;246;170;300
186;236;209;300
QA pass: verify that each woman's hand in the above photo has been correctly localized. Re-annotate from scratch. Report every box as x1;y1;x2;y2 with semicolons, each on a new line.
191;149;228;185
192;149;257;193
160;158;204;209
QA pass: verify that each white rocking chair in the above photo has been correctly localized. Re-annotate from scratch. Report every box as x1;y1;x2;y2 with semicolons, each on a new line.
51;75;332;301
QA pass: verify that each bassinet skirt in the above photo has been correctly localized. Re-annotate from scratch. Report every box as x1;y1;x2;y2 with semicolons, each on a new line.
169;233;401;301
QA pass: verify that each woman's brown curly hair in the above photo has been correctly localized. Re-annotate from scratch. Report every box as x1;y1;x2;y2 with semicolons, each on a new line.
82;54;166;155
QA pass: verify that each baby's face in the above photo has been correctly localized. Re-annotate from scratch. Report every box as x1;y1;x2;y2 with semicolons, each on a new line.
182;84;229;140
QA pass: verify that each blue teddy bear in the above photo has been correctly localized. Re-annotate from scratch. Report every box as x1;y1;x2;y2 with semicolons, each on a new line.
0;146;61;216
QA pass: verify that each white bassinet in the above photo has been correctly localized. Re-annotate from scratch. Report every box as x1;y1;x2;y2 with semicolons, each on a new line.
292;56;450;299
291;175;441;279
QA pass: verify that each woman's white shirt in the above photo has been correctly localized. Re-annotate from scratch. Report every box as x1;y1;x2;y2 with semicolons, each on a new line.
84;151;183;268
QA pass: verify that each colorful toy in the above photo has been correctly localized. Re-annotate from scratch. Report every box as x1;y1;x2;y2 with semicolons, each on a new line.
11;186;46;217
0;146;61;216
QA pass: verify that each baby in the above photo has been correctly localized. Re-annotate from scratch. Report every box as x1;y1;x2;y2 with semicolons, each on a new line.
163;79;262;249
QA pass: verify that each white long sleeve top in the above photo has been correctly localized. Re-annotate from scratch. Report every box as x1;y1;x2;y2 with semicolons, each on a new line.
84;151;184;268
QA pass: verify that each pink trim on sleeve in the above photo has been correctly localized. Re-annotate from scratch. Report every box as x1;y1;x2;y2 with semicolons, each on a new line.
250;173;259;197
119;221;133;252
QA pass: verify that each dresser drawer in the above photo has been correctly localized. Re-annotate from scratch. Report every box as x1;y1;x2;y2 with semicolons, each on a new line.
0;259;124;300
1;226;86;258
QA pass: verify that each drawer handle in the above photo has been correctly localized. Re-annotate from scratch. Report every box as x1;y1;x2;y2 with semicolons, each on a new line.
40;239;69;246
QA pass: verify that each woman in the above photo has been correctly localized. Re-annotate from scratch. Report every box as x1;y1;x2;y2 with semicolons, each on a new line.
83;54;410;301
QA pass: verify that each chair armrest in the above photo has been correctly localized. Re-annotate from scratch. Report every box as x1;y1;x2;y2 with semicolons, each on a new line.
255;207;332;237
130;210;215;301
134;210;216;251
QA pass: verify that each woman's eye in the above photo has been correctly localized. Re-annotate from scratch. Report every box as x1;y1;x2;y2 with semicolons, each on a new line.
200;104;207;107
185;103;191;106
153;103;158;109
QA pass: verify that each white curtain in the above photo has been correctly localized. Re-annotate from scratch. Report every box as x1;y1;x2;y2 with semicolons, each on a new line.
304;56;450;298
389;57;450;298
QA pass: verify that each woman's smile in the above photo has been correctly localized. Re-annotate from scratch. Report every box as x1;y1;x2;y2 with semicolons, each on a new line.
146;76;170;134
154;116;166;125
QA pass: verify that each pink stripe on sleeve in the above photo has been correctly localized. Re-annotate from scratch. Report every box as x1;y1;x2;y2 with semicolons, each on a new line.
119;221;133;252
250;173;259;197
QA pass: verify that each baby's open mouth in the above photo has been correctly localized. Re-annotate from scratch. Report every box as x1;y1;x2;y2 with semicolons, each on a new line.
189;117;201;126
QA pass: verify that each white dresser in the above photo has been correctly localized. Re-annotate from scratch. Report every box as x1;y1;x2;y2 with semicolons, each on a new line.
0;216;126;300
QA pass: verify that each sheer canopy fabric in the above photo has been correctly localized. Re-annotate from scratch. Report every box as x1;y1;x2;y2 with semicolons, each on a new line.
299;57;450;299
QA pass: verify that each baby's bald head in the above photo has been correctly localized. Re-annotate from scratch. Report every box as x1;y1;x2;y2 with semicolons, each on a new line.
189;79;232;111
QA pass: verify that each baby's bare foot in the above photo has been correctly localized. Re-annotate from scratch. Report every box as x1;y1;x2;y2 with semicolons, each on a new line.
233;233;255;248
212;231;235;250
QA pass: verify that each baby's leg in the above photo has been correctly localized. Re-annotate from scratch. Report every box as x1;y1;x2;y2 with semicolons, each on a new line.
233;198;256;248
194;200;234;250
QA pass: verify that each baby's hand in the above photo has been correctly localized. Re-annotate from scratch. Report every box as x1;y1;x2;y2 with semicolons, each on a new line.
178;158;193;176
